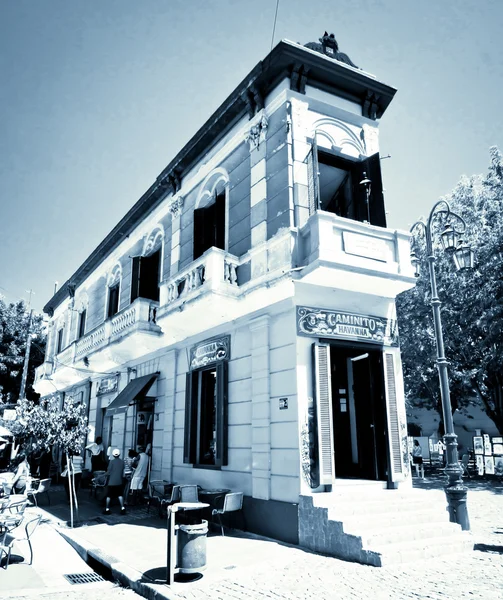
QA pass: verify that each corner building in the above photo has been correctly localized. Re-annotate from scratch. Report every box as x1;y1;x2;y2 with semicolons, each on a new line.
35;34;419;564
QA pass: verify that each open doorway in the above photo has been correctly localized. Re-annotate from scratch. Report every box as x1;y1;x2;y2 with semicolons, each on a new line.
330;343;388;480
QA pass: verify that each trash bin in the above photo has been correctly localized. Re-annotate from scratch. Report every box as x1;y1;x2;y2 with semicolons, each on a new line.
177;519;208;573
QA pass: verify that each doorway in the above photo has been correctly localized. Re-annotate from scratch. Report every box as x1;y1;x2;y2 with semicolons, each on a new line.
330;343;388;480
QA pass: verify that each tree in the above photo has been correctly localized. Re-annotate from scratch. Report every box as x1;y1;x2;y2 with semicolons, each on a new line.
397;147;503;434
0;297;46;403
15;394;89;527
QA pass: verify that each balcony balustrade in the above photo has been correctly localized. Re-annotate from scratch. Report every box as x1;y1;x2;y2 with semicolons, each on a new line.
159;247;239;313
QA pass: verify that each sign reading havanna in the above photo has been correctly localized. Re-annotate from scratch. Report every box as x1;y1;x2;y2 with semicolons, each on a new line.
296;306;398;346
189;335;231;370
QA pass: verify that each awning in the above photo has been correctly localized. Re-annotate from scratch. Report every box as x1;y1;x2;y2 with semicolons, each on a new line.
105;373;158;417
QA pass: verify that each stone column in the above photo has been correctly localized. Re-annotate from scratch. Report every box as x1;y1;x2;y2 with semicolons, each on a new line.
161;349;177;482
250;315;271;500
168;197;184;278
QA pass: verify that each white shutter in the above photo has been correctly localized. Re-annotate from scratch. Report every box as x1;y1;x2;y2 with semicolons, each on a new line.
307;138;320;216
313;343;335;485
383;352;404;480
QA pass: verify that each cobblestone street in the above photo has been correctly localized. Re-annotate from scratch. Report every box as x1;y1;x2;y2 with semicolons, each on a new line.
167;477;502;600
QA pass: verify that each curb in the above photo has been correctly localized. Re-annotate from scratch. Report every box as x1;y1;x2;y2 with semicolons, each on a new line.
57;527;178;600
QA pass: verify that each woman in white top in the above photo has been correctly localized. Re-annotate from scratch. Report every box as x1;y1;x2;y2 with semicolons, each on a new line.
130;447;149;503
11;454;30;494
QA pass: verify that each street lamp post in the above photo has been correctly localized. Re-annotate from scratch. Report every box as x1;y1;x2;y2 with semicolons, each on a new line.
410;200;474;531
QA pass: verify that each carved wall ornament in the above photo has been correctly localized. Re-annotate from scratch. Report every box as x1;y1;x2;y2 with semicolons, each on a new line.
168;196;184;218
107;263;122;287
290;63;310;94
361;124;379;156
246;113;268;151
363;91;381;121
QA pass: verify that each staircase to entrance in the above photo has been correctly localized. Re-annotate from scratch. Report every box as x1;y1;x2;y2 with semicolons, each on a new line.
299;486;473;566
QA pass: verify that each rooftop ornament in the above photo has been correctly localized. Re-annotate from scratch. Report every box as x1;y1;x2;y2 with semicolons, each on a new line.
304;32;359;69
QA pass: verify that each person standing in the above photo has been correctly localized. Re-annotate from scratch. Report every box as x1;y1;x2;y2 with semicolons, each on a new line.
130;446;148;504
11;454;30;494
122;449;137;505
412;440;425;479
104;448;126;515
86;436;107;472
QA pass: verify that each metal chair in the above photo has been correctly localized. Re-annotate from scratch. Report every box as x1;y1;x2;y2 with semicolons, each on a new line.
179;485;199;503
27;478;51;507
89;471;107;498
1;514;42;568
0;497;28;539
211;492;244;536
159;485;181;517
147;480;171;514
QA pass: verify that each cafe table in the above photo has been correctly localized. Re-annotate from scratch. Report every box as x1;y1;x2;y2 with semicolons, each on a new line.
198;488;231;511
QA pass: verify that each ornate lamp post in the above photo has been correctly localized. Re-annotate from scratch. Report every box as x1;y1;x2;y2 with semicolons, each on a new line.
410;200;474;531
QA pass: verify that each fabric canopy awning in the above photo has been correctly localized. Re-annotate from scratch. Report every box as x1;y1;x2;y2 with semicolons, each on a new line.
105;373;158;417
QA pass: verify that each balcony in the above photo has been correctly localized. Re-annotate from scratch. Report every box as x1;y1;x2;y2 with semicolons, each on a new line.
156;247;240;340
34;298;162;395
297;211;416;297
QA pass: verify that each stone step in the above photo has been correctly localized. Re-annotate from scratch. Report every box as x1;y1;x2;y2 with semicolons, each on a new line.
361;521;462;547
321;498;434;517
338;507;451;531
376;533;474;566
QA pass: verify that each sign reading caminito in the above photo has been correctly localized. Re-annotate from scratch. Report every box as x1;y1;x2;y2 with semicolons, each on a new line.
296;306;398;346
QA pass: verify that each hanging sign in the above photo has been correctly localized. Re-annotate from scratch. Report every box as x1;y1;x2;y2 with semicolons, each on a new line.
97;375;119;396
190;335;231;370
296;306;398;346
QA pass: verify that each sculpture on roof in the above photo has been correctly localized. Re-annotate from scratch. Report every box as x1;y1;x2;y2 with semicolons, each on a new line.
304;32;359;69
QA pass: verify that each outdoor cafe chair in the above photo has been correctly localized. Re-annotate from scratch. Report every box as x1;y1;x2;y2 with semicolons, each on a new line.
26;478;51;507
158;485;181;517
0;514;42;569
0;497;28;537
212;492;244;536
179;484;199;503
89;471;107;498
147;480;170;514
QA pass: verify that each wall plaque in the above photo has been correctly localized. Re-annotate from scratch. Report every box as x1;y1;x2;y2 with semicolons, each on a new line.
190;335;231;370
297;306;398;346
343;231;393;263
97;375;119;396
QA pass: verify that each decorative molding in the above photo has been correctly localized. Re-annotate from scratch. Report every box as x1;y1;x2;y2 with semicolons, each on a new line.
363;91;381;121
246;113;268;151
290;63;310;94
107;262;122;286
168;196;184;218
143;225;164;256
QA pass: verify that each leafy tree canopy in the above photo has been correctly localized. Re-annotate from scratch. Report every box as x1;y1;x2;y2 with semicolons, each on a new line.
397;146;503;434
0;297;45;404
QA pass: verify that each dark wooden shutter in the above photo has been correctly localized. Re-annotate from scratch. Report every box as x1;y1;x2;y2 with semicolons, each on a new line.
313;343;335;484
364;153;386;228
78;310;87;339
215;192;226;251
193;207;206;259
131;257;141;302
384;352;403;480
307;139;320;215
183;372;197;464
215;361;229;467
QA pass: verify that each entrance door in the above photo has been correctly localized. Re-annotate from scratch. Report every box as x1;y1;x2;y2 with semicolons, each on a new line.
331;344;387;480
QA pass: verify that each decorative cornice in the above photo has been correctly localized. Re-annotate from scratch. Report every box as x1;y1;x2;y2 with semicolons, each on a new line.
246;113;268;151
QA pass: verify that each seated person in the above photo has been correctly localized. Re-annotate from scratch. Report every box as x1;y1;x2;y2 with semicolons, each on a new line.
11;453;31;494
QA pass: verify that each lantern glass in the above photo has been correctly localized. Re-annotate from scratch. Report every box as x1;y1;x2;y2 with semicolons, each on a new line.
453;244;474;271
410;250;421;277
440;223;459;252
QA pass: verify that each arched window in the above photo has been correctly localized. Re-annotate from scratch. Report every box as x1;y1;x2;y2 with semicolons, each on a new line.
193;169;229;259
131;225;164;303
106;263;122;318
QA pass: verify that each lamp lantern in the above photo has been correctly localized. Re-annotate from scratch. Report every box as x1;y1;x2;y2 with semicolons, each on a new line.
453;241;474;271
410;249;421;278
440;223;459;252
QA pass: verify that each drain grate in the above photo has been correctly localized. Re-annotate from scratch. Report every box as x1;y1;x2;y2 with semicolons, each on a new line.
64;572;105;585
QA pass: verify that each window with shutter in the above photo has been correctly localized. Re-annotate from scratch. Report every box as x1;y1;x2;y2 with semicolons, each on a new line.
313;342;335;485
306;144;386;227
183;361;228;468
193;192;226;260
107;283;120;318
384;352;403;480
77;310;87;340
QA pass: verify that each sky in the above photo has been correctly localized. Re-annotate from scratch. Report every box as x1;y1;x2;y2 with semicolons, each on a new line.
0;0;502;312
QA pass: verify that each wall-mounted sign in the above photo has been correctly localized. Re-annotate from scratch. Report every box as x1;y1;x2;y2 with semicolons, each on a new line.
297;306;398;346
279;398;288;410
342;231;393;263
97;376;119;396
190;335;231;371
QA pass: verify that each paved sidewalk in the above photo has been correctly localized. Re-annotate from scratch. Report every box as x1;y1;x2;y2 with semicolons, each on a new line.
27;478;503;600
